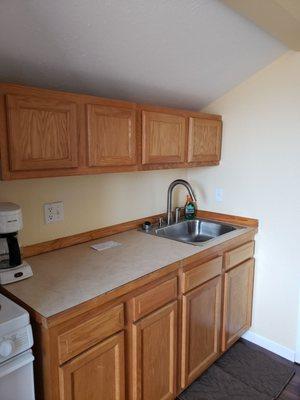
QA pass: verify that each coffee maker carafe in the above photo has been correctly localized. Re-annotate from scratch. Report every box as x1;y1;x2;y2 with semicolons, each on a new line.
0;203;33;284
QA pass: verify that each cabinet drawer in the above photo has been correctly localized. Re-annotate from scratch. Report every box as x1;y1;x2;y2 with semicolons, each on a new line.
182;256;222;293
132;277;177;321
58;303;124;364
225;241;255;271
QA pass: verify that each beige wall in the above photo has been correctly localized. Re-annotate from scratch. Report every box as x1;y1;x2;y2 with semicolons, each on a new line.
0;169;187;246
1;51;299;354
188;51;300;351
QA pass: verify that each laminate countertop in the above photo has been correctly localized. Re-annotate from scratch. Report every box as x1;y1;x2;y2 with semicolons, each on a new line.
2;226;250;318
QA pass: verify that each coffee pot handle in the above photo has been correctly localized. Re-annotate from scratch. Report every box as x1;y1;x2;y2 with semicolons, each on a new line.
6;235;22;267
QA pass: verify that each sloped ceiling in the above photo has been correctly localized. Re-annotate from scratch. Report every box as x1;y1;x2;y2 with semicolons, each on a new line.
0;0;286;109
222;0;300;51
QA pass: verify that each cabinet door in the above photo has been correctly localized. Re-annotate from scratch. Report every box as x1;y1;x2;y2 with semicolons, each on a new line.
142;111;186;165
59;332;125;400
6;94;78;171
188;117;222;163
222;259;254;351
181;276;221;388
87;104;137;167
131;301;177;400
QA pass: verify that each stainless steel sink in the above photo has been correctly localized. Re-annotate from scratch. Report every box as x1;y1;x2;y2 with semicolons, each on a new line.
153;219;240;245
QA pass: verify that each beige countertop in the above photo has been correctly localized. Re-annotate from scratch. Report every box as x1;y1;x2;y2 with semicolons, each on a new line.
3;229;203;318
2;223;252;319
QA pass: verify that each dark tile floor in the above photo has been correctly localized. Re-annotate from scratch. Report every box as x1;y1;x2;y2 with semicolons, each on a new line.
241;339;300;400
277;364;300;399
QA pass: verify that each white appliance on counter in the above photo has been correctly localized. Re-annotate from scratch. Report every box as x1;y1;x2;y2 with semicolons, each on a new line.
0;293;35;400
0;203;33;285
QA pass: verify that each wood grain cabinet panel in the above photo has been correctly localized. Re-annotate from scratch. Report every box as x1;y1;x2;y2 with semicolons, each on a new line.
58;303;124;364
181;276;221;388
224;241;255;271
87;104;137;167
142;111;186;165
182;256;222;293
188;118;222;163
222;259;255;351
132;277;177;321
131;301;177;400
59;332;125;400
6;94;79;171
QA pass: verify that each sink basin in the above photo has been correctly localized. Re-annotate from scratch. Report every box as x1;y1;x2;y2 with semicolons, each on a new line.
154;219;239;245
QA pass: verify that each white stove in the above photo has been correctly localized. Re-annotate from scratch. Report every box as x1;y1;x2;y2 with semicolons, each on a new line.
0;293;35;400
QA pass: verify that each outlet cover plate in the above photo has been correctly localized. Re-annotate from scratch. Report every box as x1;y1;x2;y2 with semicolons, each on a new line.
44;202;64;224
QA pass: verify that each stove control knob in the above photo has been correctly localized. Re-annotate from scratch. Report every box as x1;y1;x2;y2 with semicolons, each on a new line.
0;340;14;357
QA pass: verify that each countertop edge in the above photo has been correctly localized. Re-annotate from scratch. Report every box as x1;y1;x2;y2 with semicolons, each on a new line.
1;212;258;328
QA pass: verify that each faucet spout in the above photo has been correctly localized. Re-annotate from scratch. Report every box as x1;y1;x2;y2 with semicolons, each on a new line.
167;179;196;225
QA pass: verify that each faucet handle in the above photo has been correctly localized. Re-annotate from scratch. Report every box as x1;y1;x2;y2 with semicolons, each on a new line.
175;207;183;223
157;217;164;228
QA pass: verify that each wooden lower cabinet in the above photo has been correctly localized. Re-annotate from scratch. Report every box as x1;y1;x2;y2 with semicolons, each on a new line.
59;332;125;400
131;301;177;400
10;234;256;400
222;259;255;351
181;276;221;388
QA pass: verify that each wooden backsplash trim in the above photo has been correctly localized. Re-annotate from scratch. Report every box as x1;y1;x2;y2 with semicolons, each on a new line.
22;213;164;258
22;211;258;258
196;210;259;228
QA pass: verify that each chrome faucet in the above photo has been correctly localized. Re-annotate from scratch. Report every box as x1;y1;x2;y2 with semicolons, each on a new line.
167;179;196;225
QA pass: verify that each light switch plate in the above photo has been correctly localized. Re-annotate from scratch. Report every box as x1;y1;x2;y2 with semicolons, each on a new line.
44;202;64;224
215;188;223;202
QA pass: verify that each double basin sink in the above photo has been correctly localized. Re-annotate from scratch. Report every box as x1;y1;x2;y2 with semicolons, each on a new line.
143;218;244;246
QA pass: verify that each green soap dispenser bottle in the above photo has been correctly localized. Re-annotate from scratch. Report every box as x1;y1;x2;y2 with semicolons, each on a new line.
184;195;196;220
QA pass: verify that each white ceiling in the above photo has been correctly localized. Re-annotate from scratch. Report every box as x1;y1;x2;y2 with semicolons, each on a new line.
0;0;286;109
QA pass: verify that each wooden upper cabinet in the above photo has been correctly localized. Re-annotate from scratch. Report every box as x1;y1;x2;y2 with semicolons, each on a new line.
131;301;177;400
142;111;186;165
181;276;221;388
222;259;254;351
188;117;222;164
0;84;222;179
87;104;137;167
59;332;125;400
6;94;79;171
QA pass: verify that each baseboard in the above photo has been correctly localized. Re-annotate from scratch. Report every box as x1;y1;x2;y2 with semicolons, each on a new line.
242;330;295;362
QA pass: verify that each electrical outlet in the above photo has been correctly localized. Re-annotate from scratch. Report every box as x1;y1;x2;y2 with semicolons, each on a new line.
215;188;223;202
44;202;64;224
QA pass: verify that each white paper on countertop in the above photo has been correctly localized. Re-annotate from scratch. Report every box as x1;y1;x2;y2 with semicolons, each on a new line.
90;241;122;252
